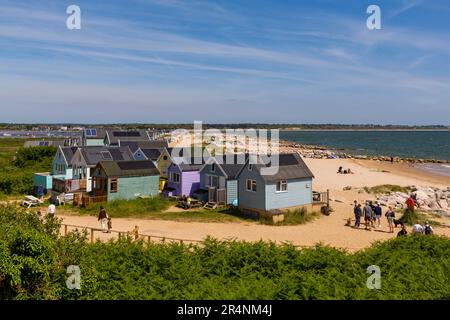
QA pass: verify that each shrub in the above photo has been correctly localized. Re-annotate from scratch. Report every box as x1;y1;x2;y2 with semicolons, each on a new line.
13;146;56;168
1;205;449;300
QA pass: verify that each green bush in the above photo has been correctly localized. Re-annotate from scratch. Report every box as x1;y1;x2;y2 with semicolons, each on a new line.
0;205;449;300
0;144;56;196
13;146;56;168
364;184;412;194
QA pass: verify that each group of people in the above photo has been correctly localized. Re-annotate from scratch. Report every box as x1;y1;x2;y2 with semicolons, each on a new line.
337;166;353;174
352;199;434;237
353;200;396;232
98;206;140;239
396;221;433;237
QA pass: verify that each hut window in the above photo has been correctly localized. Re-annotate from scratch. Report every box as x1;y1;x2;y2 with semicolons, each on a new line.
246;179;257;192
110;178;118;193
211;163;215;172
276;180;288;192
163;156;168;160
171;172;180;183
248;164;253;171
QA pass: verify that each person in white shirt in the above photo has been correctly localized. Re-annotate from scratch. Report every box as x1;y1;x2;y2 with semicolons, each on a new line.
47;203;56;217
47;204;56;217
412;223;424;234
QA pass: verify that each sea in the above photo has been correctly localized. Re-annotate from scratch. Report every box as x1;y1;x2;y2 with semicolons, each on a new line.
0;130;80;138
280;130;450;178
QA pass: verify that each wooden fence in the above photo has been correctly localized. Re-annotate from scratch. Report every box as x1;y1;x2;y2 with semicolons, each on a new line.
59;223;362;250
60;223;203;245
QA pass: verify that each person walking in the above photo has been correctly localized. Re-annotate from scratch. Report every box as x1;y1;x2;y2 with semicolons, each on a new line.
354;203;362;228
98;206;109;233
363;202;373;230
374;203;382;228
385;206;395;233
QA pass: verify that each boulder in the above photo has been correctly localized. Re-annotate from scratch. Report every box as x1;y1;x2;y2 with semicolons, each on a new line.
437;200;448;210
429;201;440;210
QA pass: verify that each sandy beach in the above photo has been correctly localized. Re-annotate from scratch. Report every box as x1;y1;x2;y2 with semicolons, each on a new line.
58;157;450;251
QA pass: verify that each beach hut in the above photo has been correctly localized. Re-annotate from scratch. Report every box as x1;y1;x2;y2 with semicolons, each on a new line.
164;157;205;197
198;154;248;205
70;146;134;192
51;146;78;179
133;147;164;167
236;153;314;217
91;160;160;202
32;172;53;196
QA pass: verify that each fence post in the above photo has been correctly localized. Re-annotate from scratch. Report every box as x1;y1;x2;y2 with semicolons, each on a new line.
326;189;330;207
147;236;151;244
90;228;94;244
64;225;68;236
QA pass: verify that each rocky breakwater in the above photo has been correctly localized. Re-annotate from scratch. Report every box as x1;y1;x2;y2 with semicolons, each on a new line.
281;141;450;164
375;186;450;217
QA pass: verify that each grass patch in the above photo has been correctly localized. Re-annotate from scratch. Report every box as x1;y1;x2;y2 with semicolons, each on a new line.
157;207;255;223
364;184;412;194
70;197;173;218
62;197;254;222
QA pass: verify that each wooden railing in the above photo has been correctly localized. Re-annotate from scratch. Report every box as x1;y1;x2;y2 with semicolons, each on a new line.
59;223;362;250
53;178;87;193
313;189;329;207
60;223;203;245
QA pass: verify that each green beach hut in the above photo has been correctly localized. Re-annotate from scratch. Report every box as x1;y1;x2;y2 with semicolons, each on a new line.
91;160;160;202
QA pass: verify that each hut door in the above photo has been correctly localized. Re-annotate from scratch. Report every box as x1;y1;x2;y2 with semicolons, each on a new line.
217;188;226;205
208;187;217;203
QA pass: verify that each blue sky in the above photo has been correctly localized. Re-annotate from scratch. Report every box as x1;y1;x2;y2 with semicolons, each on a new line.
1;0;450;124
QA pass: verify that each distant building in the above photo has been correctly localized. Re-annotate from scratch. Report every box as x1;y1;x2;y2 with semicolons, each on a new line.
119;140;168;153
133;148;164;167
104;129;150;146
82;128;106;146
